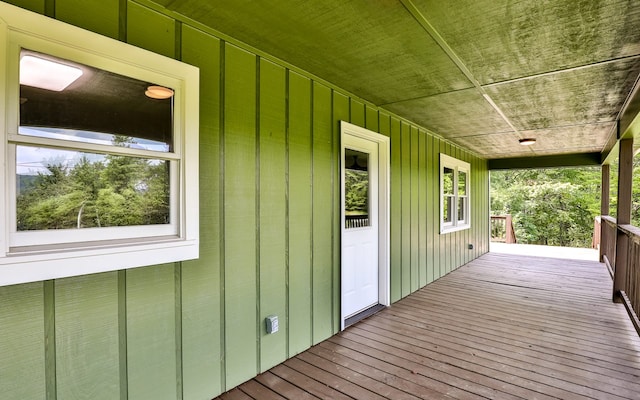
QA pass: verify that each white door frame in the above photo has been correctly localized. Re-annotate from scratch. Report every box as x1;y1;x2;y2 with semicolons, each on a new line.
340;121;390;330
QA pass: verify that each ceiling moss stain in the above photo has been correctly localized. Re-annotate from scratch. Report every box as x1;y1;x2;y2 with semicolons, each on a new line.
558;0;603;57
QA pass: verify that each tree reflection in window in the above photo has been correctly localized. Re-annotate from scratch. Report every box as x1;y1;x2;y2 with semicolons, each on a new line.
16;137;169;231
443;167;454;224
345;149;369;229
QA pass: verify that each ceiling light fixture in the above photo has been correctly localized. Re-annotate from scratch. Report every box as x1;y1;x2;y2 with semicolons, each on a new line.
519;138;536;146
145;85;174;99
20;55;83;91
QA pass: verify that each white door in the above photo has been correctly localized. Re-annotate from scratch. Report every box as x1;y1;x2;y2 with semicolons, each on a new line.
342;135;379;319
341;122;390;329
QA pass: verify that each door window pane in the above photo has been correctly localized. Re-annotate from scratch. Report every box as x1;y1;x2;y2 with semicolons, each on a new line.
345;149;369;228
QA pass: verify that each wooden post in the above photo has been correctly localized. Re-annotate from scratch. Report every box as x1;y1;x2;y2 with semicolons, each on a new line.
614;139;633;302
600;164;610;262
505;214;515;244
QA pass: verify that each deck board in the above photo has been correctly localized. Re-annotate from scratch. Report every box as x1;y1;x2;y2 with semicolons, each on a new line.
214;252;640;399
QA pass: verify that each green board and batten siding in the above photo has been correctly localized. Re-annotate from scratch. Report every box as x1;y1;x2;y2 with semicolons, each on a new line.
0;0;490;399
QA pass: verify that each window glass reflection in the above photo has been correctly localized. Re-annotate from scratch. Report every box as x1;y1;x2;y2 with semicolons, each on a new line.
345;149;370;229
19;49;173;152
16;145;170;231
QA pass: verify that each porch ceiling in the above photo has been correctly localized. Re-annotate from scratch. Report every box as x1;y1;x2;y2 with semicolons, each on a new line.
155;0;640;161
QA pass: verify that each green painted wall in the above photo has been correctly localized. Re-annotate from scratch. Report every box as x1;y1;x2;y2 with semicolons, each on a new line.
0;1;490;399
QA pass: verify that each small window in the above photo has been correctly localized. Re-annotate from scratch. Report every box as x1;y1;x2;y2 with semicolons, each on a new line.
0;3;199;286
344;149;370;229
440;154;470;233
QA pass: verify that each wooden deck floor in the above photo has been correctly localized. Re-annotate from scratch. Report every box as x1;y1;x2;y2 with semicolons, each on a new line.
215;253;640;400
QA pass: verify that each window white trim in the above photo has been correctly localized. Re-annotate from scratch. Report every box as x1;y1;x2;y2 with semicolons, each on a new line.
440;153;471;234
0;3;199;286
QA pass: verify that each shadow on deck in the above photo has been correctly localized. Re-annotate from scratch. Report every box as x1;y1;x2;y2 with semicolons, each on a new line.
216;252;640;400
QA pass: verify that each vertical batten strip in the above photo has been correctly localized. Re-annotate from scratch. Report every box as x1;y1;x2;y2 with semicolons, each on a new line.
284;69;291;355
118;0;127;42
330;89;335;334
432;134;439;283
331;89;339;334
438;137;446;278
173;20;184;400
418;130;427;288
389;117;402;302
174;264;183;400
44;280;56;400
174;20;182;61
44;0;55;18
309;81;315;344
255;56;262;374
117;271;128;400
218;39;227;393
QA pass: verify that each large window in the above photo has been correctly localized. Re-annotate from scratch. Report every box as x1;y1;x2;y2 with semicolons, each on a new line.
0;3;199;285
440;154;470;233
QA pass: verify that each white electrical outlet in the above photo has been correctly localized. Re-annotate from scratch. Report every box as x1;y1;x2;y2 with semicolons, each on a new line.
265;315;279;334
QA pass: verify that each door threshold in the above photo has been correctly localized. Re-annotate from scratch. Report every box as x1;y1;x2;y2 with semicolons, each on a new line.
344;304;386;328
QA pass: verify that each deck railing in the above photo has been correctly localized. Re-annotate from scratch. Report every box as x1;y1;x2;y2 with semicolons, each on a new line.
601;215;640;335
490;215;516;243
599;216;617;277
592;216;601;249
345;214;369;229
616;224;640;333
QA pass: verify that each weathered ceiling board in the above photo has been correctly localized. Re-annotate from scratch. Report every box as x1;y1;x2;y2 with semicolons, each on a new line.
457;123;613;159
163;0;473;105
452;132;533;159
382;88;513;137
520;124;613;153
413;0;640;84
152;0;640;162
485;57;640;130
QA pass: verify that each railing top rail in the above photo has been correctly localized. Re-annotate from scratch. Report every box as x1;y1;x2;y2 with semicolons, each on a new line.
602;215;617;225
490;215;508;220
618;223;640;239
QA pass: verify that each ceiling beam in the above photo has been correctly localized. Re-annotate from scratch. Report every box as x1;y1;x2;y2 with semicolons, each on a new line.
619;74;640;140
488;153;602;170
399;0;528;148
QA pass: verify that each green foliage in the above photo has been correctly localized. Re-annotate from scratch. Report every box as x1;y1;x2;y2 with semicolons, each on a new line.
491;160;640;246
345;169;368;214
491;167;600;248
443;167;453;194
17;136;169;231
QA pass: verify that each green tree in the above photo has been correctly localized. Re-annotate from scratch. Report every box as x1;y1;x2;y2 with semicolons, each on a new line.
491;166;600;248
345;169;368;214
16;136;170;231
